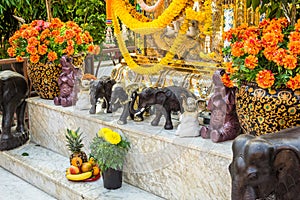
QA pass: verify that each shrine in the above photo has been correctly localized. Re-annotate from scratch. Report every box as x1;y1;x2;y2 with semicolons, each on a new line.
0;0;300;199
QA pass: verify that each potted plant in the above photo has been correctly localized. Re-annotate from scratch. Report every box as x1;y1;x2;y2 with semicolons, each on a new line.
90;127;131;189
221;17;300;136
7;18;95;99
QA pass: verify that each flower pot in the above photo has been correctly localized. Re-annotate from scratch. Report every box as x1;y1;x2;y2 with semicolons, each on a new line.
102;168;123;189
236;82;300;136
27;62;62;99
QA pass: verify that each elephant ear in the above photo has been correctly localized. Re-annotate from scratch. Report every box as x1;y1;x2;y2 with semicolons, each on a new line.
155;91;167;105
273;149;300;199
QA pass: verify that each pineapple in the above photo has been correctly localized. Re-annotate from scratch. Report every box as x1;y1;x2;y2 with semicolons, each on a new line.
66;128;88;165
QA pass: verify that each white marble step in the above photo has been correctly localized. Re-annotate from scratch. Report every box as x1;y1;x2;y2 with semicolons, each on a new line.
0;167;56;200
0;143;164;200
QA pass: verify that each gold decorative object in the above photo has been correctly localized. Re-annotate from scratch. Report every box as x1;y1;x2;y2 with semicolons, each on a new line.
236;82;300;136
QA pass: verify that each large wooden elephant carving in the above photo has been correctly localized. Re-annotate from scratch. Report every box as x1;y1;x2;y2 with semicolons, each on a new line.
229;126;300;200
129;86;196;130
0;70;29;150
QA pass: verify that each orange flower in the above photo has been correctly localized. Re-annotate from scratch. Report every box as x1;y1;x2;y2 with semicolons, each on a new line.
221;73;234;88
47;51;58;62
64;45;74;55
16;56;24;62
38;44;47;55
245;55;258;69
51;30;60;37
283;54;297;70
54;36;64;44
30;54;40;63
243;37;261;55
7;47;16;57
28;37;39;46
26;45;38;55
295;19;300;32
231;42;244;57
87;45;94;53
288;41;300;55
256;70;275;89
65;29;76;40
273;48;287;66
286;74;300;90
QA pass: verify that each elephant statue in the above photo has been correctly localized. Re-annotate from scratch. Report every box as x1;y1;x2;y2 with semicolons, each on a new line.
229;126;300;200
129;86;196;130
89;76;116;114
54;55;82;107
110;82;145;125
201;69;241;142
175;96;201;137
0;70;29;151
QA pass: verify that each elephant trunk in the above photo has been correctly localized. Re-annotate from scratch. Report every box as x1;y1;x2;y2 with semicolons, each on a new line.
231;180;257;200
129;91;145;117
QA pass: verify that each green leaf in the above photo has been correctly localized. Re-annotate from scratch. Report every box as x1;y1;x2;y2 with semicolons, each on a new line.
252;0;260;10
22;152;29;156
246;0;252;8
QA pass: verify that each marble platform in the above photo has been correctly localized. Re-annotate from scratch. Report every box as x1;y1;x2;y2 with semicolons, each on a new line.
26;97;233;200
0;143;163;200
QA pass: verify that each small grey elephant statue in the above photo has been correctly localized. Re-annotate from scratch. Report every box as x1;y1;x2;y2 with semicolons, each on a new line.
0;70;29;151
110;82;145;124
229;126;300;200
89;76;116;114
129;86;197;130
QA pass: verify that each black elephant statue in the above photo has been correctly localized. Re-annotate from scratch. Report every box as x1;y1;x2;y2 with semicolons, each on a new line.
229;126;300;200
110;82;145;124
0;70;29;151
89;76;116;114
129;86;196;130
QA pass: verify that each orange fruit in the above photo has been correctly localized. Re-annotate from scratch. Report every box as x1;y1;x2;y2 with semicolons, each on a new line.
71;157;83;167
88;157;96;166
93;166;100;176
81;162;93;173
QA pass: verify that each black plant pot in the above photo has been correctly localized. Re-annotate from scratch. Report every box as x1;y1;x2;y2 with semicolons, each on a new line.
102;168;122;189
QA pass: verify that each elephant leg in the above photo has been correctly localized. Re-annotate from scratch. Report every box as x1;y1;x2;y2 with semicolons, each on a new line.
151;106;163;126
15;100;27;133
118;105;129;125
89;103;97;114
102;99;107;109
164;110;173;130
1;104;15;140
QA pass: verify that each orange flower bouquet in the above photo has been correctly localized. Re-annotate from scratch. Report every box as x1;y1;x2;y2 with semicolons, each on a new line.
7;18;95;64
222;17;300;90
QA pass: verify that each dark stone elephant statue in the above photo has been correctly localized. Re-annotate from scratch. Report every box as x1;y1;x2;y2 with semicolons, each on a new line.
200;69;241;142
129;86;196;130
110;82;144;125
0;70;29;150
89;76;116;114
229;126;300;200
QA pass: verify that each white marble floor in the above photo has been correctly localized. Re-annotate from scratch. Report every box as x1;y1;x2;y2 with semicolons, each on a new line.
0;167;56;200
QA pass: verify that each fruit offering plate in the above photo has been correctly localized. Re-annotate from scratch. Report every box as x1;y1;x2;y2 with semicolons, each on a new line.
66;172;101;182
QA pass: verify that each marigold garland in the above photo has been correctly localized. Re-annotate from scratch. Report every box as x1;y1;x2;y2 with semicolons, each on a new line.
113;9;190;74
113;0;188;34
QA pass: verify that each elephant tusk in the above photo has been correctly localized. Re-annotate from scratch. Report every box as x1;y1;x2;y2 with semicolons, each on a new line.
134;107;145;116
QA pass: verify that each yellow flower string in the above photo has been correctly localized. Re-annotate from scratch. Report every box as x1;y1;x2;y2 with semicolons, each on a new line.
113;9;190;74
113;0;188;34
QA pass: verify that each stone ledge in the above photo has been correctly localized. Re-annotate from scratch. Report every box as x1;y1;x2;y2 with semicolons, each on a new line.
0;143;164;200
26;97;233;200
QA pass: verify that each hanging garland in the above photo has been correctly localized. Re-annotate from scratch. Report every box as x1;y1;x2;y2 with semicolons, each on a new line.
123;0;152;22
137;0;164;13
113;8;190;74
113;0;188;34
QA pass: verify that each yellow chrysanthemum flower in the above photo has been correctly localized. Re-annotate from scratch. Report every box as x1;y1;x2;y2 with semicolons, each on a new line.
97;127;113;138
104;131;122;145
